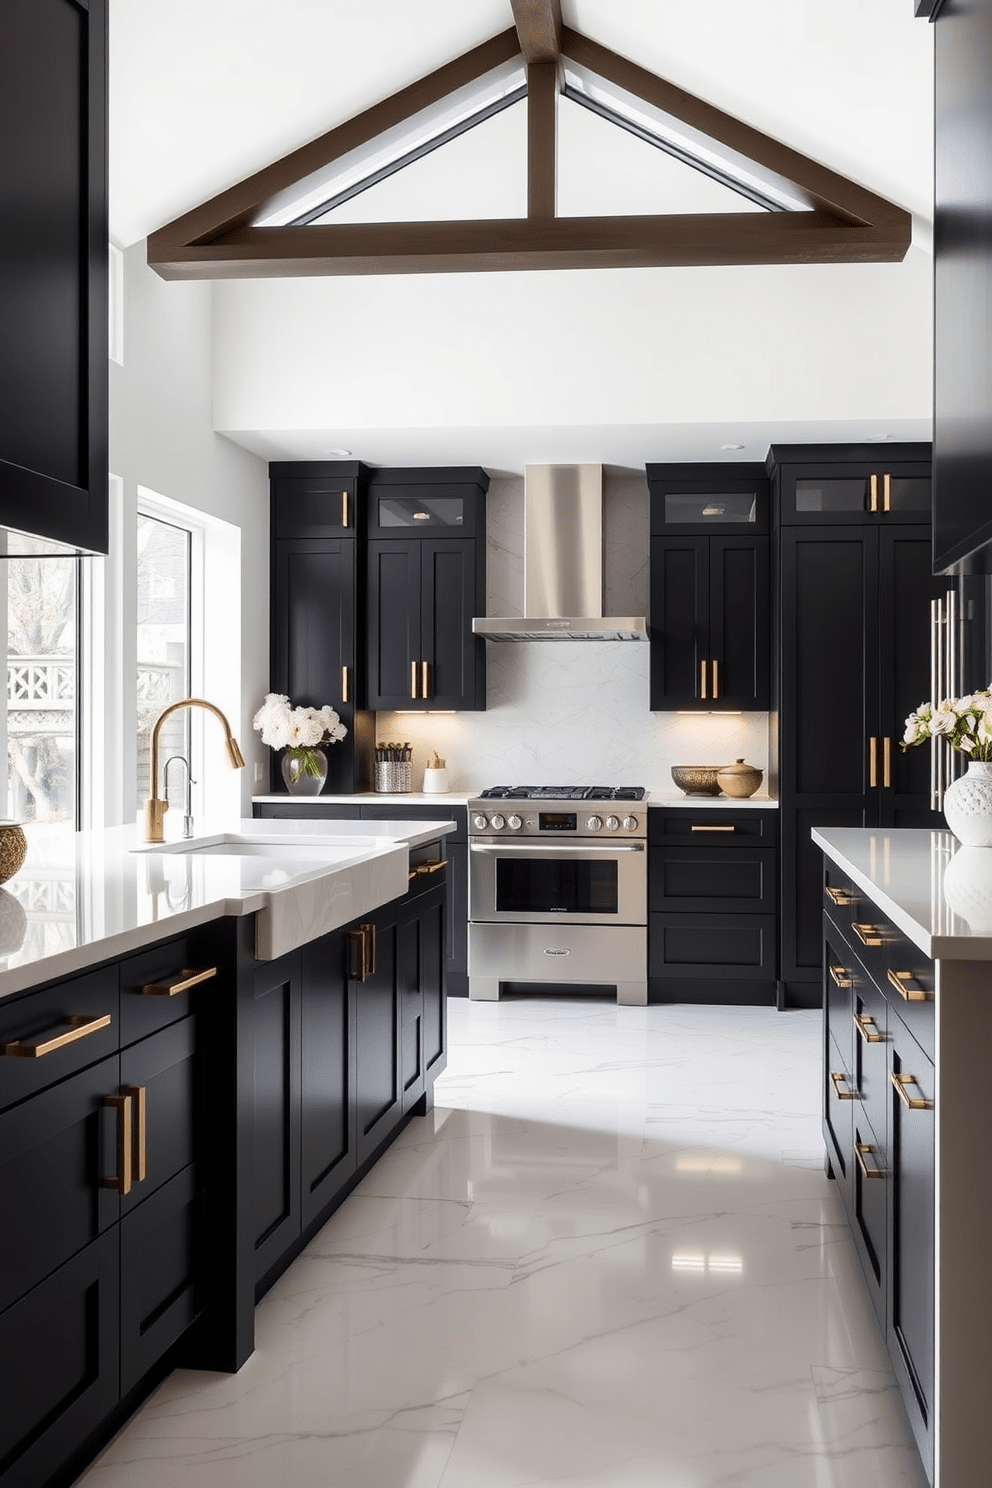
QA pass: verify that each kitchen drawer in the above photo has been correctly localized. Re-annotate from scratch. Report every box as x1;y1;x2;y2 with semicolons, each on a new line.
0;1055;120;1314
649;808;778;846
0;966;119;1110
650;845;776;914
119;933;220;1046
825;1030;854;1199
361;803;467;842
823;923;855;1072
404;839;447;902
253;803;362;820
884;932;935;1062
119;1016;198;1217
852;967;888;1151
851;1106;887;1327
649;912;777;980
822;861;865;942
120;1163;201;1395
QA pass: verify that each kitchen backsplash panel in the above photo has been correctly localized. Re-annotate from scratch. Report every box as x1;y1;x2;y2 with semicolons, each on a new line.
377;473;770;791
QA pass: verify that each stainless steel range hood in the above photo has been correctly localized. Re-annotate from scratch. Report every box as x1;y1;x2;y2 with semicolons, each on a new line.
472;465;648;642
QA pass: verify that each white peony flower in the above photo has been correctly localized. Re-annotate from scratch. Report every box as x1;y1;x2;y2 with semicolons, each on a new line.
930;706;957;736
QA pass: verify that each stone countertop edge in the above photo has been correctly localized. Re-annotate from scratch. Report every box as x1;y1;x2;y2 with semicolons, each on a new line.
0;819;458;1003
648;792;778;808
251;792;779;808
812;825;992;961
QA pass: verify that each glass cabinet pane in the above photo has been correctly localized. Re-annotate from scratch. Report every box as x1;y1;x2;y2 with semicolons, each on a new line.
664;492;757;524
377;497;465;528
886;476;931;514
795;478;870;515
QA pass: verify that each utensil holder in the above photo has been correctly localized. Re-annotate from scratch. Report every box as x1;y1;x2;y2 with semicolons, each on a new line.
375;762;412;793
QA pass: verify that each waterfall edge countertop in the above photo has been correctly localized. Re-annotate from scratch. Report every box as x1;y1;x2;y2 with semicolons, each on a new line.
812;826;992;959
0;816;458;1001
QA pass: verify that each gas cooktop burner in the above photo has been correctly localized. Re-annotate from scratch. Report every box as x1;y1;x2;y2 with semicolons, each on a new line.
478;785;646;802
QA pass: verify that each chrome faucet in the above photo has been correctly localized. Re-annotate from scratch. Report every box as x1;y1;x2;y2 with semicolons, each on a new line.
145;698;245;843
164;754;195;838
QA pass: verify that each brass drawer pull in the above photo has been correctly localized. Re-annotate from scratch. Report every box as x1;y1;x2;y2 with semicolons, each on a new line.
341;664;351;704
341;489;350;529
421;660;431;699
408;859;445;880
887;968;929;1002
825;885;857;906
869;472;879;513
852;923;885;947
103;1092;133;1195
699;658;708;700
830;1070;857;1101
856;1141;885;1180
869;736;878;788
691;824;735;833
883;735;892;789
124;1084;147;1183
140;966;217;998
348;927;367;982
853;1012;882;1044
882;471;891;513
828;964;852;989
410;661;419;700
711;658;719;699
3;1012;111;1059
891;1071;932;1110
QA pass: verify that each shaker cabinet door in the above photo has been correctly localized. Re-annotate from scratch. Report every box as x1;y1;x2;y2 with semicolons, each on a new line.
367;539;423;710
649;536;709;709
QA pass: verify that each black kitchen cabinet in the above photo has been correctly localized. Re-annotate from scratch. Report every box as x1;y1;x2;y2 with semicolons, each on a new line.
770;444;932;526
269;463;374;796
0;0;108;554
929;0;992;573
300;930;356;1230
778;522;943;996
648;808;779;1004
821;872;935;1480
366;467;488;712
251;952;302;1287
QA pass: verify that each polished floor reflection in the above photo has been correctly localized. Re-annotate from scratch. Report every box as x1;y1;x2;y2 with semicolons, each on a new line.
80;999;928;1488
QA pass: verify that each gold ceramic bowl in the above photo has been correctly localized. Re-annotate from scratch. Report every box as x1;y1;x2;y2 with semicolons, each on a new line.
0;822;27;884
716;759;764;798
671;765;722;797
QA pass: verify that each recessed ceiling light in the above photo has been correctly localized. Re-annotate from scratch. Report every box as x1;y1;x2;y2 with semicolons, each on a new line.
325;447;352;457
720;443;745;451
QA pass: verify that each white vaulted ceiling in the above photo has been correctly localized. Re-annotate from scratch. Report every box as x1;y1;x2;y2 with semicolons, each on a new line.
109;0;935;470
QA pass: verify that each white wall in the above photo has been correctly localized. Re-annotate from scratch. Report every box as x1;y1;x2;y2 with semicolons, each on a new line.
108;245;270;824
375;474;769;793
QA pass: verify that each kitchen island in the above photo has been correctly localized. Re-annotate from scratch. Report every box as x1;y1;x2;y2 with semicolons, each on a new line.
0;816;455;1488
814;826;992;1488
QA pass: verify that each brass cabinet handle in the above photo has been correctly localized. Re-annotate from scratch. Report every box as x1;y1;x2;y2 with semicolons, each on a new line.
853;1012;883;1044
856;1141;885;1179
886;968;929;1002
883;736;892;789
410;661;419;700
124;1084;147;1183
891;1071;933;1110
691;824;734;832
711;659;719;699
341;664;351;704
348;928;368;982
421;660;431;699
3;1012;111;1058
825;885;857;906
882;472;891;513
852;922;885;947
869;736;878;788
700;659;708;700
828;964;852;989
103;1092;133;1195
869;472;878;513
409;858;445;880
140;966;217;998
830;1070;857;1101
341;490;350;529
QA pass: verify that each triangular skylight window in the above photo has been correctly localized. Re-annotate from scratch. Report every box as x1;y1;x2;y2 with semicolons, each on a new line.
148;9;911;279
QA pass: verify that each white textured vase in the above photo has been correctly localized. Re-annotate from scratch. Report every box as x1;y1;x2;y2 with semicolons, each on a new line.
942;760;992;846
942;846;992;931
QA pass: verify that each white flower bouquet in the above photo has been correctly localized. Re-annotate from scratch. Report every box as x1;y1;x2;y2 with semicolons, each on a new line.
253;692;347;780
902;689;992;761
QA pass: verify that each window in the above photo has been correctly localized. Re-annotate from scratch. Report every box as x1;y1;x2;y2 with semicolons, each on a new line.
3;555;79;829
136;514;191;810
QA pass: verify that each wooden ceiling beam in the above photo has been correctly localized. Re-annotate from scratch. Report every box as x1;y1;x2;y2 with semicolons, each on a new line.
510;0;563;63
527;62;558;218
150;211;910;281
148;28;522;257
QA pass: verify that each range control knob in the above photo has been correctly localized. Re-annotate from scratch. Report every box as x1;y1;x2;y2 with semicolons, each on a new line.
586;815;603;831
622;815;639;831
605;815;620;831
507;814;522;830
472;814;489;831
490;813;506;830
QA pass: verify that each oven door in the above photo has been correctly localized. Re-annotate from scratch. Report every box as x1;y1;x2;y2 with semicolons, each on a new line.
469;838;646;925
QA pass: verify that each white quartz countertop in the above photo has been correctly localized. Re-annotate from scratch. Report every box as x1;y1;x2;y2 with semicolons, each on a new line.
252;792;477;806
0;816;458;1001
813;826;992;960
647;792;778;809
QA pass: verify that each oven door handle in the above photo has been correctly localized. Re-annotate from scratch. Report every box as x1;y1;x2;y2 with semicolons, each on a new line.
469;843;644;854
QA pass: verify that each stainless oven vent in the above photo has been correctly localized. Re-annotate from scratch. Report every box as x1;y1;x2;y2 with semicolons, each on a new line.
472;464;648;642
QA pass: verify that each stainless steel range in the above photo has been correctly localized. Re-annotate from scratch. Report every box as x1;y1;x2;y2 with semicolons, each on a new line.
467;787;647;1006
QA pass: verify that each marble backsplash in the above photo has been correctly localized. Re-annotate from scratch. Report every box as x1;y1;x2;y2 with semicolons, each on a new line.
377;472;771;793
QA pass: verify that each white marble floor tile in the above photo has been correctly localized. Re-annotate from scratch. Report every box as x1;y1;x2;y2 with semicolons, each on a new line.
78;998;925;1488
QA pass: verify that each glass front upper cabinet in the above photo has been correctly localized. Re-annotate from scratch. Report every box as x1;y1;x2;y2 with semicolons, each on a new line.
646;465;770;535
777;460;932;525
375;496;466;530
